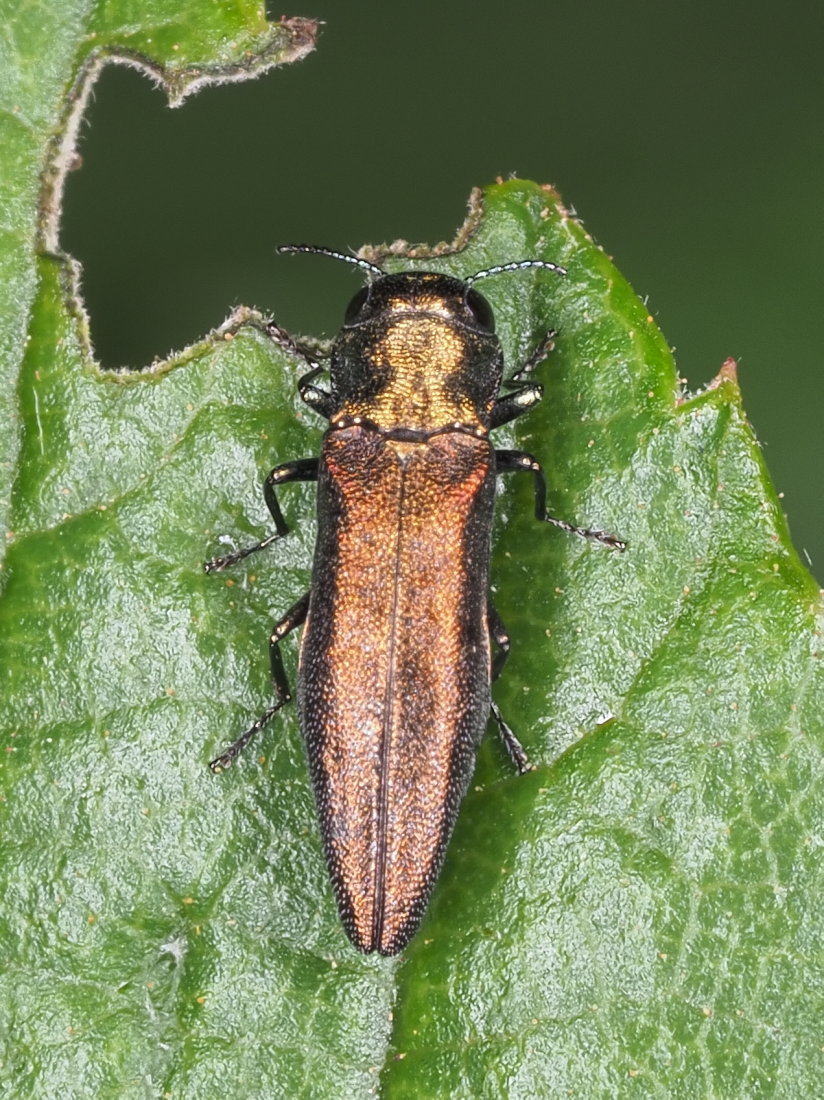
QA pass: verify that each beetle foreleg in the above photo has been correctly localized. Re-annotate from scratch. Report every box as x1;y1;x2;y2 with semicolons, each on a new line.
204;458;319;572
489;384;543;429
489;330;556;429
496;450;626;550
209;591;310;771
266;322;336;418
297;366;337;420
508;328;557;384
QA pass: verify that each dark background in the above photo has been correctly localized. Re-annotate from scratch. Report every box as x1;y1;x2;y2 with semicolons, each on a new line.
61;1;824;575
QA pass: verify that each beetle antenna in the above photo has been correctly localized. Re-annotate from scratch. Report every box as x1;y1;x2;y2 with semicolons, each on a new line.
278;244;385;278
465;259;567;284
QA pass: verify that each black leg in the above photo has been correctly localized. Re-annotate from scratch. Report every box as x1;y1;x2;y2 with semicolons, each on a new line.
487;602;512;681
509;328;557;383
265;322;336;420
204;458;319;572
266;321;321;371
209;591;310;770
298;366;337;420
487;603;532;773
490;384;543;430
496;449;627;550
490;330;556;429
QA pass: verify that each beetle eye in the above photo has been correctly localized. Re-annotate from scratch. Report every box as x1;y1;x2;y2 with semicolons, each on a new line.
344;286;370;324
465;287;495;332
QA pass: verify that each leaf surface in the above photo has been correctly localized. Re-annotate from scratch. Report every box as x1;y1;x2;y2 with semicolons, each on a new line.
1;5;822;1097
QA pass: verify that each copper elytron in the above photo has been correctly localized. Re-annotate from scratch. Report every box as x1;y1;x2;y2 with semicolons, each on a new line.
205;246;624;955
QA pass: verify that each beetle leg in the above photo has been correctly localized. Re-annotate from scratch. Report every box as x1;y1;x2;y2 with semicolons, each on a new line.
487;601;511;681
298;366;337;420
508;328;557;384
487;603;532;773
490;330;556;429
490;702;532;774
209;591;310;770
204;458;319;572
265;322;336;420
489;383;543;429
496;450;627;550
266;321;322;370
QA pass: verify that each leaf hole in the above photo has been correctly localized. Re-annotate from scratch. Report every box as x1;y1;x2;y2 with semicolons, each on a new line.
60;62;365;368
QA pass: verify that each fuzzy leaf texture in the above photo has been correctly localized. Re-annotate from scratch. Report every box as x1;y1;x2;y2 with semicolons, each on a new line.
1;2;822;1097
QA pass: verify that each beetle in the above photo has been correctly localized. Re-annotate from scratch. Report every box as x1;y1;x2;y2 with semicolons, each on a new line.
206;245;624;955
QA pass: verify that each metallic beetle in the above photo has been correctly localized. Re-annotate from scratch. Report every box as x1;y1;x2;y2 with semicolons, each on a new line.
206;246;623;955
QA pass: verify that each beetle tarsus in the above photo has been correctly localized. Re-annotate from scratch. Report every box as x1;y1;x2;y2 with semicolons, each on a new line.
204;532;283;573
266;321;322;372
541;514;627;550
209;700;288;770
204;458;321;572
496;448;626;551
509;328;557;383
490;700;532;773
209;593;309;768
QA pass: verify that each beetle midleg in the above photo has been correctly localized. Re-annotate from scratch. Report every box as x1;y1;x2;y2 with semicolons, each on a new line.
209;591;310;771
495;449;626;550
488;603;531;773
204;457;319;572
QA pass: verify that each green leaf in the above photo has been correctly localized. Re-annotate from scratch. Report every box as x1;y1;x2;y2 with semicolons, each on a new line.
2;6;823;1098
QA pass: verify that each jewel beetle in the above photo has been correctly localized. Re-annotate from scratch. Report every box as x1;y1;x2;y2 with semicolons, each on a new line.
205;245;625;955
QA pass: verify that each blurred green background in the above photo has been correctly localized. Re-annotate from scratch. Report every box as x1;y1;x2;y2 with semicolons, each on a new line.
61;0;824;575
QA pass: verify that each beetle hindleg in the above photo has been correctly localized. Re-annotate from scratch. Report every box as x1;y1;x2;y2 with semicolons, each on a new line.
204;458;319;572
487;602;512;682
496;449;626;550
490;701;531;774
488;603;531;773
209;591;310;770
